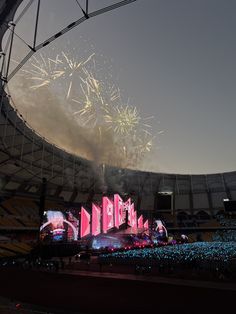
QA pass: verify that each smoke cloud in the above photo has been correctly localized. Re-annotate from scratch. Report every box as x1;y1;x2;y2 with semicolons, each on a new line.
8;49;160;192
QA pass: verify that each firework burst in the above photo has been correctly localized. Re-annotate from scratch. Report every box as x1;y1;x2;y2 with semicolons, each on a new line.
19;50;95;99
71;70;120;128
104;105;140;135
59;52;95;99
20;53;64;89
104;104;154;139
136;132;154;154
13;44;159;170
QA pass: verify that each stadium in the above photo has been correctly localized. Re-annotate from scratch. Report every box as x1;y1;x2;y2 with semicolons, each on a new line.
0;1;236;313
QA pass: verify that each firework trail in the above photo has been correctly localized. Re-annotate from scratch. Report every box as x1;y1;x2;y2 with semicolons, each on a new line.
18;50;95;99
20;53;64;89
71;70;120;128
59;51;95;99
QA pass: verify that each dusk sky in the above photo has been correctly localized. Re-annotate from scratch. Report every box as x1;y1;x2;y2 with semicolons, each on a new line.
4;0;236;174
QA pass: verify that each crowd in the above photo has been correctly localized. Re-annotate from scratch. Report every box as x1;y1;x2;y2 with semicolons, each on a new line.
213;215;236;241
99;242;236;279
0;256;65;272
100;242;236;263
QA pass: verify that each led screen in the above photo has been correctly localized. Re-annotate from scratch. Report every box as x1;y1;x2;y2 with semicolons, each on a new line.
92;203;101;236
144;219;149;230
114;194;125;228
153;219;168;240
138;215;143;229
102;196;114;233
40;210;79;242
132;210;137;229
80;206;91;238
128;203;136;227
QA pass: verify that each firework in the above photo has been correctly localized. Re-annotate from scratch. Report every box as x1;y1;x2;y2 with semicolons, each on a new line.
104;104;154;138
19;50;95;99
59;52;95;99
71;78;106;127
104;105;139;135
137;133;154;153
12;44;158;170
71;71;119;128
20;53;64;89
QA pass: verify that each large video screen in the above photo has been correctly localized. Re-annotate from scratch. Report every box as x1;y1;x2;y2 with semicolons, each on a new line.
81;206;91;238
39;194;150;242
40;210;79;242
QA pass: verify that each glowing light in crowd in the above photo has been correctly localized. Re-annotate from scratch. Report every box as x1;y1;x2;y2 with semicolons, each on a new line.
100;242;236;268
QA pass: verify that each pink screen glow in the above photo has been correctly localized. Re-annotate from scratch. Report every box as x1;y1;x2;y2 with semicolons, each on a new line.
102;196;114;233
133;210;137;229
124;198;131;212
92;203;101;236
128;202;135;227
80;207;90;238
124;198;131;226
114;194;124;228
144;219;149;230
138;215;143;229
